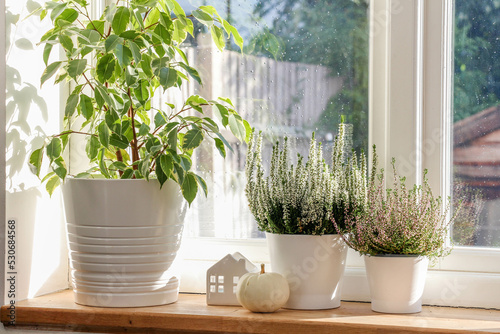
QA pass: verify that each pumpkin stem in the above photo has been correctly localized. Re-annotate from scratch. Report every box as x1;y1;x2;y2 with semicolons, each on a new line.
260;263;265;274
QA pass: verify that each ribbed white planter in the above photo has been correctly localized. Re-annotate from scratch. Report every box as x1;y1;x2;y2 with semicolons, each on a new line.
62;178;184;307
266;233;347;310
364;255;429;313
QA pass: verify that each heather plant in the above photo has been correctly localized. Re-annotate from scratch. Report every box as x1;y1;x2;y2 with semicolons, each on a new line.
338;158;459;261
452;181;484;246
245;123;368;235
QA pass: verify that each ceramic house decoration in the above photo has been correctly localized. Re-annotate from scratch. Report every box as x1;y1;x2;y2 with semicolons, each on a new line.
207;252;258;306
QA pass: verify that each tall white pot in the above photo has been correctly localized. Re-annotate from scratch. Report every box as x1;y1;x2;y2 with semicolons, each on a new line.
266;233;347;310
62;178;184;307
364;255;429;313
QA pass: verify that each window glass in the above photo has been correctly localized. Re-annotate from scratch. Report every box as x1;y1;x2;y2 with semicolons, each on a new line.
453;0;500;247
172;0;369;238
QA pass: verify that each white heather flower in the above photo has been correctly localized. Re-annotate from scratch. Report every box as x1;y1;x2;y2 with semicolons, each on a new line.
245;124;369;235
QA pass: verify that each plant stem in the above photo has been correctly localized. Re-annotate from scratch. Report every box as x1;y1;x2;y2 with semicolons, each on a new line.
116;149;124;177
82;72;94;91
127;89;139;169
53;130;96;138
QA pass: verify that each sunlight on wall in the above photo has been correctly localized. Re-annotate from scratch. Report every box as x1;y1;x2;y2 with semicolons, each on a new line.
5;0;68;302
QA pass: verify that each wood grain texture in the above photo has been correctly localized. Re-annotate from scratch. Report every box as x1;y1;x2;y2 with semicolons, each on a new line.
2;290;500;333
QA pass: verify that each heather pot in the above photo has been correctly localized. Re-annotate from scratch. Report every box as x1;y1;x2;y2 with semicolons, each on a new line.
266;233;348;310
364;254;429;313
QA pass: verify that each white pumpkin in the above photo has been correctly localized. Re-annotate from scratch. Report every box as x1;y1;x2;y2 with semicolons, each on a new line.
236;264;290;313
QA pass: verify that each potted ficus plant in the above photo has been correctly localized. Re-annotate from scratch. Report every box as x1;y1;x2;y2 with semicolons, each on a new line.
337;157;460;314
245;123;368;310
28;0;249;307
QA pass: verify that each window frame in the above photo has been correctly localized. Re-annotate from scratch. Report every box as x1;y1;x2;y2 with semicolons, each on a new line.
178;0;500;309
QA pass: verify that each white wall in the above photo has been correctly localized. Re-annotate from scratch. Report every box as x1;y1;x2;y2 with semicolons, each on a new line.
4;0;69;307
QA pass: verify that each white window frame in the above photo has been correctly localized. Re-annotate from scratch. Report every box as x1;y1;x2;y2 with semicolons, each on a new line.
179;0;500;309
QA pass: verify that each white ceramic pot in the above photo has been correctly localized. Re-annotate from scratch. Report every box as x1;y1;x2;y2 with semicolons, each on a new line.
364;255;429;313
266;233;347;310
62;178;184;307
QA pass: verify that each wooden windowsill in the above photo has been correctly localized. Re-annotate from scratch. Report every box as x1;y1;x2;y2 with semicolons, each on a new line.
2;290;500;333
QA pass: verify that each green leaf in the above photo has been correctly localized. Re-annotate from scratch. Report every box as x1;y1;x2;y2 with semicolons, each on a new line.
159;68;178;90
243;119;252;143
110;133;129;149
156;157;168;187
154;111;168;128
121;169;134;179
172;20;188;44
159;154;173;178
213;103;229;126
214;131;233;153
134;79;149;103
120;30;141;40
54;72;68;84
65;93;80;118
132;8;145;30
112;6;130;35
58;34;73;51
86;135;100;160
105;34;123;52
125;66;138;86
50;3;67;21
95;85;113;108
67;59;87;79
144;7;160;29
29;147;44;177
152;57;171;72
46;137;62;162
52;157;67;180
110;161;128;171
178;62;202;85
210;25;225;51
75;172;91;179
159;12;173;29
55;8;78;25
192;9;213;27
46;175;61;197
98;121;110;147
218;97;234;107
87;20;105;35
182;127;203;150
222;20;243;51
98;148;110;178
167;125;178;149
228;114;246;142
182;172;198;204
138;122;150;136
40;61;62;86
180;155;192;171
193;173;207;197
115;44;132;68
129;41;142;64
139;158;151;180
43;37;56;65
214;138;226;158
153;23;171;44
96;54;116;83
140;53;153;77
79;94;94;120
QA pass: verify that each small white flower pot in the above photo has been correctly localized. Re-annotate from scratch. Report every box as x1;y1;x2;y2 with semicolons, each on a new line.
266;233;347;310
364;255;429;313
